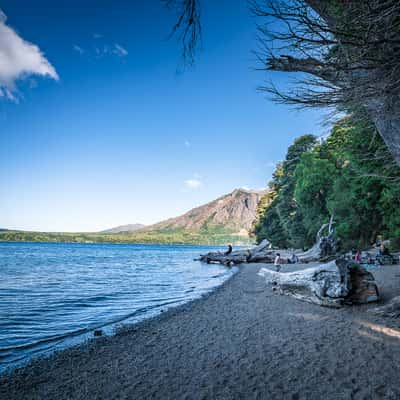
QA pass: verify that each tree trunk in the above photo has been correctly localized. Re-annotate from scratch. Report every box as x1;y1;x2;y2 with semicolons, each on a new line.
197;239;275;265
366;99;400;167
258;259;379;308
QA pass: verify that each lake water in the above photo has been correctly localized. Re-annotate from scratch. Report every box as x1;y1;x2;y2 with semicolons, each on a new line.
0;242;236;374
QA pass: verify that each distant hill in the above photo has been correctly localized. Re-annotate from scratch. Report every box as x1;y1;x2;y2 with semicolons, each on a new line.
141;188;265;236
102;224;146;234
0;188;267;245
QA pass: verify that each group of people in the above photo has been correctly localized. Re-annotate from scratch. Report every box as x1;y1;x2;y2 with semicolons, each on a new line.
353;243;393;265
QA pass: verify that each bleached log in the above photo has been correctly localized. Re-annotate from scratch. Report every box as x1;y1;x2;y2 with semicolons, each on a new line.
258;259;379;307
297;216;339;262
198;239;274;265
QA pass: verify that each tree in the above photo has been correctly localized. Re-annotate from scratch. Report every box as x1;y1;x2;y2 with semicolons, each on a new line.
256;116;400;250
294;152;335;245
255;135;317;247
251;1;400;167
254;163;289;247
294;117;400;250
165;1;400;167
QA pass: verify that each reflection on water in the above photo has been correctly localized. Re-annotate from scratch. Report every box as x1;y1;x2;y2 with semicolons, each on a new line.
0;242;235;373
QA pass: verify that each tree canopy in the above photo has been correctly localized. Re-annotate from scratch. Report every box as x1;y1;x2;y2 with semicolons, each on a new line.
255;117;400;250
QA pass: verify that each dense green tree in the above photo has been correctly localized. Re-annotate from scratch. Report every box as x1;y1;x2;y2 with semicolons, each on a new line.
255;135;317;247
256;117;400;250
276;135;318;247
379;185;400;249
293;117;400;250
294;153;336;247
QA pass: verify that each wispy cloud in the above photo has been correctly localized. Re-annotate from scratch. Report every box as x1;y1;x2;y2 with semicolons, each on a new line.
184;179;202;189
113;44;128;57
184;140;190;147
73;45;84;54
0;9;58;100
75;39;128;59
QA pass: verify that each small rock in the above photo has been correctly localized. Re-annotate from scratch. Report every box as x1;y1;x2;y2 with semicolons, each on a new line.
94;329;103;337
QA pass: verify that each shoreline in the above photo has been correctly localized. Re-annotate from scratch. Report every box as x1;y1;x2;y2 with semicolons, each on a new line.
0;260;238;377
2;263;400;399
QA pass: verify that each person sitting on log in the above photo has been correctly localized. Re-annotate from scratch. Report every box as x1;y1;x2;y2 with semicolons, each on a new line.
376;243;393;265
379;243;390;256
246;249;252;263
224;244;233;256
274;253;282;272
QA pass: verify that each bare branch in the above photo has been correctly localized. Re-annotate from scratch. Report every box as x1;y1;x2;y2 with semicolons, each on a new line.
163;0;201;66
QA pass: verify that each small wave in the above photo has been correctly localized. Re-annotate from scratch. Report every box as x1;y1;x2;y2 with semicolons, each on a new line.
0;242;234;374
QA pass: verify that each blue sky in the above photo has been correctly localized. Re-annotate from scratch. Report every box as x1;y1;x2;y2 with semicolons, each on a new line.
0;0;326;232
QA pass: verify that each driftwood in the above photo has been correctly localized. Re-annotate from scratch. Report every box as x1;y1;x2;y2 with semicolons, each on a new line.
198;239;275;265
369;296;400;318
297;216;340;262
258;259;379;308
198;218;341;266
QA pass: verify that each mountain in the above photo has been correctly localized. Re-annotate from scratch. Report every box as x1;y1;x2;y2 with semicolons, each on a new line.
0;188;267;245
146;188;264;233
102;224;146;234
125;188;267;244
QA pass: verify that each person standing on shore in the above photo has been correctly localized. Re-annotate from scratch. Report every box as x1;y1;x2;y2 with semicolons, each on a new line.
274;253;282;272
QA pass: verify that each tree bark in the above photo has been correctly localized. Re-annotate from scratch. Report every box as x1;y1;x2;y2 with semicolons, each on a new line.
366;99;400;167
258;259;379;308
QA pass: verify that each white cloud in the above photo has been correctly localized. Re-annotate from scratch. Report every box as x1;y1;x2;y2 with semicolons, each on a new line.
0;9;58;99
184;179;202;189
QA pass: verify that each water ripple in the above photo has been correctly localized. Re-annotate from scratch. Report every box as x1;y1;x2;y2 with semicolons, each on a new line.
0;242;234;373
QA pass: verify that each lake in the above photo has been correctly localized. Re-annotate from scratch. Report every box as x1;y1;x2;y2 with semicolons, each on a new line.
0;242;235;373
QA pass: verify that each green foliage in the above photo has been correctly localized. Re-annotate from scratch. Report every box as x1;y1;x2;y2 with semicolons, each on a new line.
254;135;318;248
256;116;400;251
0;225;254;246
294;153;336;246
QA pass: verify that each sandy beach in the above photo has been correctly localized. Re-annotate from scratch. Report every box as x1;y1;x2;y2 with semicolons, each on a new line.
2;262;400;400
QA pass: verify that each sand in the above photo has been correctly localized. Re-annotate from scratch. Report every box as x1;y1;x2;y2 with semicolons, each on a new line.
1;262;400;400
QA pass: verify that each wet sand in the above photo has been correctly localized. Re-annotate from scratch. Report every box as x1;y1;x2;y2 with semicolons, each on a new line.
1;262;400;400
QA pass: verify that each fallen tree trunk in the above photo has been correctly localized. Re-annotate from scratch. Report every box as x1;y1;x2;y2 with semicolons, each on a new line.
198;217;340;265
258;259;379;308
198;239;275;265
